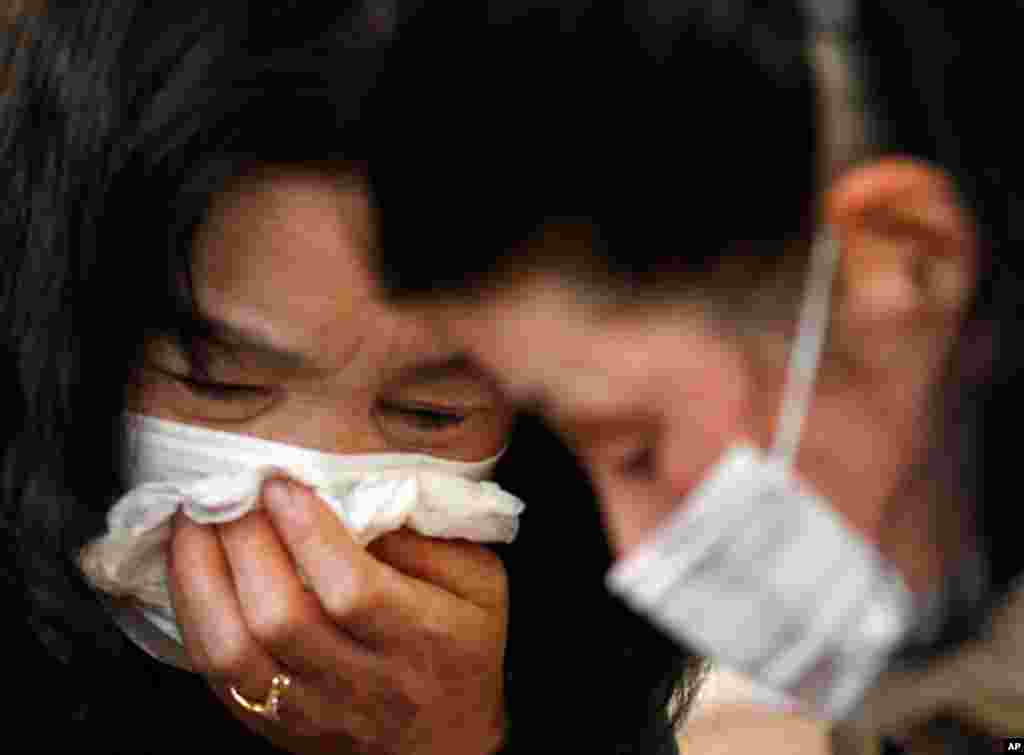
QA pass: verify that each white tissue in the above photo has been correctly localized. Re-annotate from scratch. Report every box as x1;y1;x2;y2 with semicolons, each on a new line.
77;415;525;669
79;465;525;613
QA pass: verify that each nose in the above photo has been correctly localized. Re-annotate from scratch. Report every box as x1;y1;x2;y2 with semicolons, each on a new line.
277;401;396;456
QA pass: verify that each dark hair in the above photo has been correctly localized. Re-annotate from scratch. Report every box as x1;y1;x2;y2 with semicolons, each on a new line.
370;1;819;299
1;2;698;751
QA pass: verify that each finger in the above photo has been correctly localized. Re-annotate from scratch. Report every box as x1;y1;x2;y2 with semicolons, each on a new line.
217;508;378;683
367;529;508;612
168;512;277;680
262;477;453;648
210;668;337;738
167;514;337;734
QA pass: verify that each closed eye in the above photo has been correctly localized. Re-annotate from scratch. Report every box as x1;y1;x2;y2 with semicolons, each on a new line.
149;364;275;401
378;402;468;430
178;376;276;400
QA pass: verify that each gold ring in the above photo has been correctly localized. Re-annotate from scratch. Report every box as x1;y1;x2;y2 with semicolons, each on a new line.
229;673;292;722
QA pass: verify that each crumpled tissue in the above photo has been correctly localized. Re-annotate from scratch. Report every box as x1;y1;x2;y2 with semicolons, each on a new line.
79;465;525;614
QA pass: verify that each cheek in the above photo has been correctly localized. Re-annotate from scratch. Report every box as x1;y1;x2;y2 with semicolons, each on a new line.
125;369;194;418
656;341;757;502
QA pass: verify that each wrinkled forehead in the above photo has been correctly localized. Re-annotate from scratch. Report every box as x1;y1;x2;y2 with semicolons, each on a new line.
187;166;497;391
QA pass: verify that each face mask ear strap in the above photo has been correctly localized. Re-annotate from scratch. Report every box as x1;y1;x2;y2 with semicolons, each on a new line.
771;226;842;469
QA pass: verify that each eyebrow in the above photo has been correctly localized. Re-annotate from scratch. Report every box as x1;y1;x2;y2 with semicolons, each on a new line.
392;353;484;386
198;314;314;371
196;318;496;400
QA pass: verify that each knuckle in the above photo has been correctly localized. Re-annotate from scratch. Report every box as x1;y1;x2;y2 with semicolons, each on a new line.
247;595;302;647
199;628;254;680
320;568;383;623
418;607;455;647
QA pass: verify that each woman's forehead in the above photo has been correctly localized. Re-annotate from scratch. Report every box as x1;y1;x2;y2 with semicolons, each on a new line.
187;167;476;386
193;168;374;306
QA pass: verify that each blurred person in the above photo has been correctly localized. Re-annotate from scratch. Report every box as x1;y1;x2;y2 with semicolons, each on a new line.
368;1;1023;753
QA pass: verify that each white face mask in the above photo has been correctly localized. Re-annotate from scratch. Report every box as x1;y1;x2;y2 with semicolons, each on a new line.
606;229;916;720
124;413;503;486
81;414;522;670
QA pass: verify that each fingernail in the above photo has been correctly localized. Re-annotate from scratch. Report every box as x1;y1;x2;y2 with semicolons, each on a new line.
264;477;312;530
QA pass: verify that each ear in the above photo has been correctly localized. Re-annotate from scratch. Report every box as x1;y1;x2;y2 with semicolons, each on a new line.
825;157;977;371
